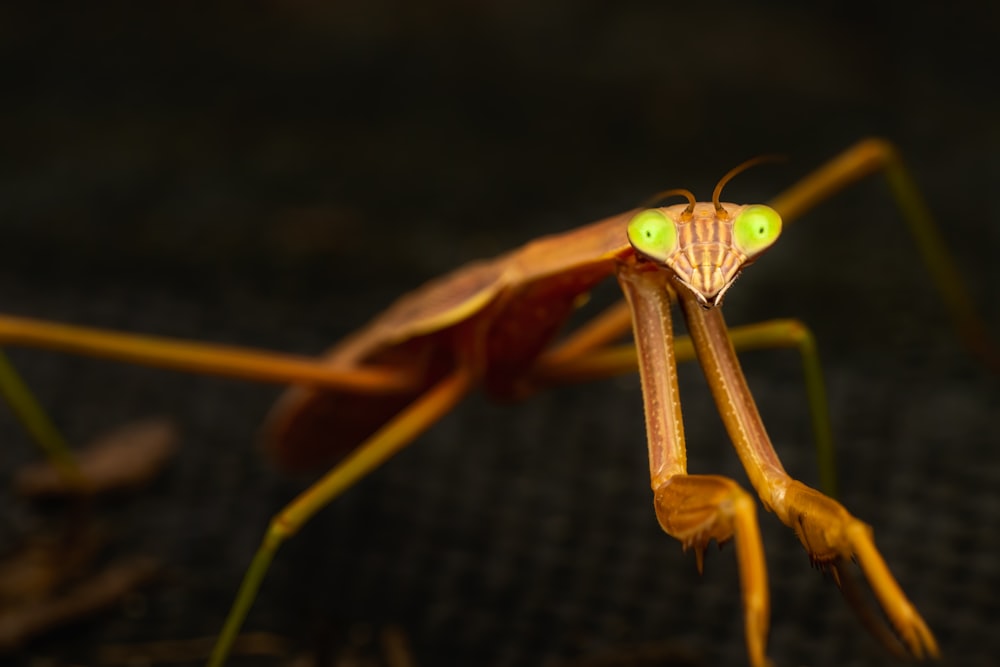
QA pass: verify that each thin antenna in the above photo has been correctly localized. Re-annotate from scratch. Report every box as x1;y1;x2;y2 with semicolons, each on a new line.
642;188;697;217
712;155;786;215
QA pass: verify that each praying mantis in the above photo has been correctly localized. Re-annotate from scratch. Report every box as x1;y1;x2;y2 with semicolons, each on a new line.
1;138;991;665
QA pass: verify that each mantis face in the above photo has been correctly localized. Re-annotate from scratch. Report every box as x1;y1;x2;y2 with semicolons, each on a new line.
627;201;782;308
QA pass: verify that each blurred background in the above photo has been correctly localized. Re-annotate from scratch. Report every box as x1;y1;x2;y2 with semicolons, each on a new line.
0;2;997;666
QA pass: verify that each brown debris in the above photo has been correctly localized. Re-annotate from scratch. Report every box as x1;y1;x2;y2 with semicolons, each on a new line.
0;557;159;650
14;418;179;497
0;522;106;604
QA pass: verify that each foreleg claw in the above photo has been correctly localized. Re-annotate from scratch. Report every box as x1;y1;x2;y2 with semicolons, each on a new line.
654;474;772;667
778;480;939;659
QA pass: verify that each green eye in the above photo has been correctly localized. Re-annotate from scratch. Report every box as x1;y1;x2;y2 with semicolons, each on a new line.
627;209;677;262
733;205;782;256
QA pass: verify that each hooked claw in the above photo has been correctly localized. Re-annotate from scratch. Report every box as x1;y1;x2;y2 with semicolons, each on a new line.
653;474;771;667
778;480;939;659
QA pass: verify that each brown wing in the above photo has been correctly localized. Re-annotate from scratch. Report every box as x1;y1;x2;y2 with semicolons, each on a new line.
325;256;510;365
262;212;634;471
334;210;633;361
260;258;511;471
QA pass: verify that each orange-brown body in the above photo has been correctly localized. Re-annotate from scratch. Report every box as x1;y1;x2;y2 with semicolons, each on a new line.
263;211;635;469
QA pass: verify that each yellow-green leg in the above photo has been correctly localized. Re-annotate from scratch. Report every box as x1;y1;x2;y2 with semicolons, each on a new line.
0;348;87;492
0;312;420;496
0;309;455;664
207;369;473;667
771;137;998;371
533;314;836;496
0;313;416;394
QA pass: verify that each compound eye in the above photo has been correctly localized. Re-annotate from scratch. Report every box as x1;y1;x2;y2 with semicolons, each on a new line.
627;209;677;262
732;205;782;256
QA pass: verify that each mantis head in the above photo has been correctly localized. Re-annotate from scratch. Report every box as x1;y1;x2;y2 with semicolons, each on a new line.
626;159;783;308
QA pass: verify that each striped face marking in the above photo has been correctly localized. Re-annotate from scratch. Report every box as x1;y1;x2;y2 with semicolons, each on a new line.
627;202;782;308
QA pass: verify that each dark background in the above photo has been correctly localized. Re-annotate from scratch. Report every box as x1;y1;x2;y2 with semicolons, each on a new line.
1;2;997;666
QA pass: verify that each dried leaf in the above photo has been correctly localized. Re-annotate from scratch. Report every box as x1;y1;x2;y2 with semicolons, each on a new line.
15;418;178;497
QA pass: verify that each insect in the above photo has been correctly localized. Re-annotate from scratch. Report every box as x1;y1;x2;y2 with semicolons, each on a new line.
1;138;986;666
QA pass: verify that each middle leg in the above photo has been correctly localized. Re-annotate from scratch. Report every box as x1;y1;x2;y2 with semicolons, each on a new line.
531;304;837;496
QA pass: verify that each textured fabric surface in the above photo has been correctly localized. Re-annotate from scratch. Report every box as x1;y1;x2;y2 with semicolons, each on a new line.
0;4;997;666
